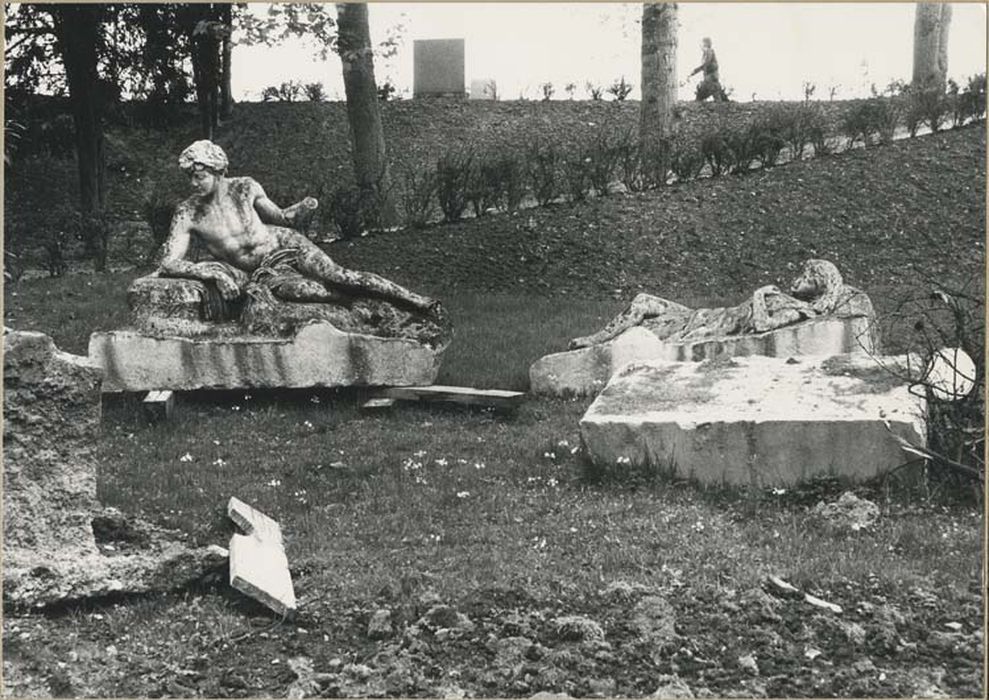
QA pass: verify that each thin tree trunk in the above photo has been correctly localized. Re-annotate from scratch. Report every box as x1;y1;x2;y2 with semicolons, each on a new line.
51;3;107;270
190;4;222;139
640;3;678;166
913;2;952;91
336;2;397;225
219;3;234;120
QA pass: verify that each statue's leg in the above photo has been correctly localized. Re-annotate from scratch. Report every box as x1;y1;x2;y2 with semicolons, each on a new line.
569;294;685;349
271;276;350;304
274;228;437;313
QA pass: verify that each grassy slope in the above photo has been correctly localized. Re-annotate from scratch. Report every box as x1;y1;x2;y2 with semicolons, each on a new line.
7;122;986;387
2;105;984;698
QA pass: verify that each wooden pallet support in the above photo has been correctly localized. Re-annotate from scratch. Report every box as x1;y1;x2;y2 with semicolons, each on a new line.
142;390;175;422
360;397;397;411
379;384;525;410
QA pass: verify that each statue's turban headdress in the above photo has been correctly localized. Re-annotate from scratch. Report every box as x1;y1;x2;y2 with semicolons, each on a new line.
178;140;229;173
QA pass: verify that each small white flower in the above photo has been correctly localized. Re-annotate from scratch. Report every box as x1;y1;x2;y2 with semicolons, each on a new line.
474;461;486;470
267;479;281;488
771;488;787;496
243;394;253;401
435;458;449;467
231;405;241;412
456;491;470;499
414;450;427;458
543;451;556;460
303;420;314;429
212;458;226;467
547;477;559;487
179;453;194;463
616;456;631;465
310;396;320;404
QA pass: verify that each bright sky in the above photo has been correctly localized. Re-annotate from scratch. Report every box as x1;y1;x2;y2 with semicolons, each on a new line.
233;2;987;102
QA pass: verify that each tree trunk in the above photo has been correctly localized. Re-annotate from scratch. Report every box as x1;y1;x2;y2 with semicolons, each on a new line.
219;3;234;120
640;3;678;148
190;4;222;139
336;2;396;225
913;2;952;91
51;4;107;270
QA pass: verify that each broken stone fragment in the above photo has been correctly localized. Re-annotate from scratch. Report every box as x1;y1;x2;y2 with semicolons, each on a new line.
3;330;228;608
552;614;606;642
812;491;880;532
227;497;296;617
367;609;393;639
650;673;695;699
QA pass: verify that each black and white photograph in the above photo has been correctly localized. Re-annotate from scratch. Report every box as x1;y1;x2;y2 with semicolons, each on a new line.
2;1;986;697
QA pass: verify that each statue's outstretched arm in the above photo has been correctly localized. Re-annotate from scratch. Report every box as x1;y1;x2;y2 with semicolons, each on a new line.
750;286;815;333
251;180;318;230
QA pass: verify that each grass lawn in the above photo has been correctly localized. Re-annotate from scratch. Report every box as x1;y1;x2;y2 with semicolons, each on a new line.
2;109;984;698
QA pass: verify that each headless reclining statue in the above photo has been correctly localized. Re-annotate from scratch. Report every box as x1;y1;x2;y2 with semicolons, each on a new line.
150;140;447;346
569;259;872;349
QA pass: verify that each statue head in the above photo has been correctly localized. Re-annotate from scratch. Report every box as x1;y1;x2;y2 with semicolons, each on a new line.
702;37;712;49
789;259;844;313
178;140;228;196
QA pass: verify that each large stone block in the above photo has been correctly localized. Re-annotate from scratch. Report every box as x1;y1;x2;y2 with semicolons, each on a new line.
414;39;466;97
3;331;103;559
579;354;925;487
531;315;876;397
3;330;226;607
89;322;443;392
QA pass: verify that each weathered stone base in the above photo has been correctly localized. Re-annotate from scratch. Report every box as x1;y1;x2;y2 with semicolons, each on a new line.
88;322;443;392
3;330;228;608
579;354;925;487
531;316;876;397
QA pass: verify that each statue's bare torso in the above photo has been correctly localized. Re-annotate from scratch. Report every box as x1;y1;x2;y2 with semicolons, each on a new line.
172;177;285;271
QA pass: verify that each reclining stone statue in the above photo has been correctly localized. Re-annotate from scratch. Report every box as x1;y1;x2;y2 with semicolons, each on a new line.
569;259;872;349
140;139;448;347
529;259;878;397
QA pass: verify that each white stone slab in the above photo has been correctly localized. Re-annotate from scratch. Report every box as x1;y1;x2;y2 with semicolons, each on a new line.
227;498;295;616
531;316;877;397
579;354;926;486
88;322;442;392
227;496;283;542
229;532;296;617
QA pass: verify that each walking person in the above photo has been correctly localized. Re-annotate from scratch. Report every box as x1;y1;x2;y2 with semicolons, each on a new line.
688;37;728;102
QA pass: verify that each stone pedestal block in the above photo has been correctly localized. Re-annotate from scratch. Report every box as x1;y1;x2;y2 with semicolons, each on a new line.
579;353;925;487
89;322;443;392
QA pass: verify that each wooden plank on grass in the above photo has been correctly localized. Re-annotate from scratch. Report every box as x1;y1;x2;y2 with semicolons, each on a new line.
227;497;296;616
361;397;397;411
142;390;174;422
380;385;525;409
